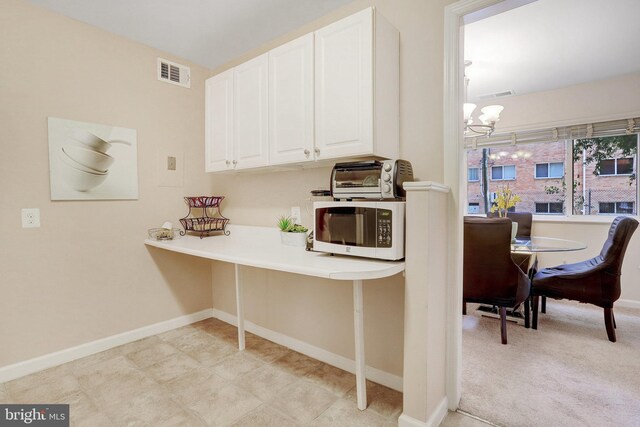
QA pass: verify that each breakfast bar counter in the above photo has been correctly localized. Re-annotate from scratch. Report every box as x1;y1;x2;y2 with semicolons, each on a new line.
145;224;405;410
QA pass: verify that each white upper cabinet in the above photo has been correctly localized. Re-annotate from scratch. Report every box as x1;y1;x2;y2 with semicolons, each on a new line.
315;7;399;161
205;69;233;172
268;34;314;165
205;7;398;172
233;53;269;170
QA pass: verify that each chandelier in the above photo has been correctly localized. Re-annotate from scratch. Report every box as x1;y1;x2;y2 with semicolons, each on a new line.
464;61;504;137
464;104;503;136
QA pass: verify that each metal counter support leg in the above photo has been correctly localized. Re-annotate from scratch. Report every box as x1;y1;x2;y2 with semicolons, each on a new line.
235;263;245;350
353;279;367;410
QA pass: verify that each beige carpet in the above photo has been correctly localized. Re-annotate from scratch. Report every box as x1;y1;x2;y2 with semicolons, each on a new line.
460;300;640;427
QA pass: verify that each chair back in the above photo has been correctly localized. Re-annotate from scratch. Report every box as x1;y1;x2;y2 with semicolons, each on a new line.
507;212;532;239
463;216;530;306
599;216;639;275
486;211;532;238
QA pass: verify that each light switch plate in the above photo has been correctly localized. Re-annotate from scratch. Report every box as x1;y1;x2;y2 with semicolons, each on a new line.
167;156;177;171
157;150;184;187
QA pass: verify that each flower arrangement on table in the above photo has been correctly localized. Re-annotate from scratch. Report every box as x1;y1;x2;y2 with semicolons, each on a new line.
490;184;521;217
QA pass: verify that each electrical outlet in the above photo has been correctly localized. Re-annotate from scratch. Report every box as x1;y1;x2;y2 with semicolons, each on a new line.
291;206;301;223
21;208;40;228
167;156;177;171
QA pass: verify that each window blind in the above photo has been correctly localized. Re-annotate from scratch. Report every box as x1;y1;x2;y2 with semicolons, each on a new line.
464;117;640;149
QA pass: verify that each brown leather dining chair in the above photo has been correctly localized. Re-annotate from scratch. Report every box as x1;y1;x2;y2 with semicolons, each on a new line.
464;216;531;344
531;216;638;342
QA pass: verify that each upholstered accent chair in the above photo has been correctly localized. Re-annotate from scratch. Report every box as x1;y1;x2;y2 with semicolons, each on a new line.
531;216;638;342
464;216;531;344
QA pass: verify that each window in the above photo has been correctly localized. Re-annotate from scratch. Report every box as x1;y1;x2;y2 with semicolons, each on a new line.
599;202;635;215
468;202;480;214
598;157;634;176
574;136;637;215
465;128;638;218
466;141;567;215
468;167;479;182
535;162;564;178
535;202;564;214
491;165;516;180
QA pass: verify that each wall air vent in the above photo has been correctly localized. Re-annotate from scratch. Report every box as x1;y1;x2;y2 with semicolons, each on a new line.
157;58;191;88
478;90;515;100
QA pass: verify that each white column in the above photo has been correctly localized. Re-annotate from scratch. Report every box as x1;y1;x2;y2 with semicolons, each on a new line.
235;263;245;350
400;181;450;426
353;279;367;410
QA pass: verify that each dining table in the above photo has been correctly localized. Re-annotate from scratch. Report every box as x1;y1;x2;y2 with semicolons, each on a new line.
477;236;587;327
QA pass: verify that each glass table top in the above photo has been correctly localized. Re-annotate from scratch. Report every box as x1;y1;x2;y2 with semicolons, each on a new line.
511;237;587;253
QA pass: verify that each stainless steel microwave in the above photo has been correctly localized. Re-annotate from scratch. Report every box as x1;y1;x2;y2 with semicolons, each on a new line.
313;201;405;260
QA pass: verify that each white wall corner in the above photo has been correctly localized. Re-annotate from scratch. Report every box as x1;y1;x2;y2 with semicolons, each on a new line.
399;397;448;427
443;0;506;413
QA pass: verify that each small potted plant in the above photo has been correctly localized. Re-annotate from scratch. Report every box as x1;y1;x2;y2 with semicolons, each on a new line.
277;215;309;247
491;184;522;241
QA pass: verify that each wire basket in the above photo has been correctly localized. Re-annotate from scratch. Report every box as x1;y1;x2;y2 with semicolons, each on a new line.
179;196;230;238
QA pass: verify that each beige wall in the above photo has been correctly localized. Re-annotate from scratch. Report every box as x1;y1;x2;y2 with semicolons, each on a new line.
208;0;454;381
477;72;640;133
0;0;213;367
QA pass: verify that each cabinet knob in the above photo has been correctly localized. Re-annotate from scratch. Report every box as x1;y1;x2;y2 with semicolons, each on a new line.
304;149;310;157
225;160;230;166
232;160;237;167
314;147;320;156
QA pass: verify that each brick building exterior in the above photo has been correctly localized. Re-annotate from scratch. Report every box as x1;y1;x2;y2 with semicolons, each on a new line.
466;140;637;215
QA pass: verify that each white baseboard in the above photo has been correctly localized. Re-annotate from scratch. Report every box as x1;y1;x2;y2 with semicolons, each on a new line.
426;398;449;427
212;309;403;392
399;414;428;427
398;397;448;427
617;299;640;309
0;309;213;383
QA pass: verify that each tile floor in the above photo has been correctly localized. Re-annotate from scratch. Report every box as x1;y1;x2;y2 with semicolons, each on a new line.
1;318;407;426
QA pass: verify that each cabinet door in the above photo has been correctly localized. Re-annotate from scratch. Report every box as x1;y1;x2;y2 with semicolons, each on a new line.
268;34;314;165
205;70;234;172
315;8;373;160
234;53;269;170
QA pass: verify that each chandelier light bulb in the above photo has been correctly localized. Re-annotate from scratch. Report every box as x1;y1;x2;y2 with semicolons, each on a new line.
479;105;504;124
463;103;477;122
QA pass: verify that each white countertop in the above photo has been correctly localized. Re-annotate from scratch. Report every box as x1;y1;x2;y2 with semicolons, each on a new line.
144;225;405;281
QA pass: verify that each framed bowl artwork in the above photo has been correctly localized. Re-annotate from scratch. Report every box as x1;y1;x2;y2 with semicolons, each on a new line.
48;117;138;200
